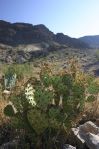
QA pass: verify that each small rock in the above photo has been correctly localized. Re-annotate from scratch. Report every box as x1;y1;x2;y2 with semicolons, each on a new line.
64;144;76;149
3;90;11;95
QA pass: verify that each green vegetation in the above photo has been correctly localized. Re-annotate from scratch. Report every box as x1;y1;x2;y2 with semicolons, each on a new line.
2;59;99;149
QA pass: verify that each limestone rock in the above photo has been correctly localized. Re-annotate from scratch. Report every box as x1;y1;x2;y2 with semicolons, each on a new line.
72;121;99;149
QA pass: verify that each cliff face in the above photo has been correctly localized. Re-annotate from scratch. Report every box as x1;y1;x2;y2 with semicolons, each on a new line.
0;20;89;48
0;20;54;45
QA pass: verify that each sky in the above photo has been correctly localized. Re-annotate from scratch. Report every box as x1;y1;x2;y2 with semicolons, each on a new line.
0;0;99;38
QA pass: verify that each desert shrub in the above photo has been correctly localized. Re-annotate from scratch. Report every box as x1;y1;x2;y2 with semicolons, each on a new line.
3;60;99;149
2;63;33;91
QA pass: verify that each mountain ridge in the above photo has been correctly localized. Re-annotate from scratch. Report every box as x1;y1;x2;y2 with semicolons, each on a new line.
0;20;89;48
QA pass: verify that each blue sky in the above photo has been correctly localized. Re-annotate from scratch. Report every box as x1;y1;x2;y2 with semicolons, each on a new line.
0;0;99;37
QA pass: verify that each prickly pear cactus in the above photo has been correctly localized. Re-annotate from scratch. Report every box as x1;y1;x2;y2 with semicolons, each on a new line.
4;104;16;117
4;66;17;90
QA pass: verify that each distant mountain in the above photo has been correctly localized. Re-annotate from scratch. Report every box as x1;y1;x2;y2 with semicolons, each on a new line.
79;35;99;48
55;33;89;49
0;20;89;48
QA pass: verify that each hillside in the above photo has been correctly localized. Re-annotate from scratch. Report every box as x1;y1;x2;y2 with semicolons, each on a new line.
0;20;99;76
79;35;99;48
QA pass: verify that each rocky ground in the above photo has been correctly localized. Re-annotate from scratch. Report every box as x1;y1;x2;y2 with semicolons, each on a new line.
0;120;99;149
0;43;99;77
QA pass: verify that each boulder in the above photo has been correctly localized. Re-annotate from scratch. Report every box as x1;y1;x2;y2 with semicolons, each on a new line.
72;121;99;149
85;133;99;149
